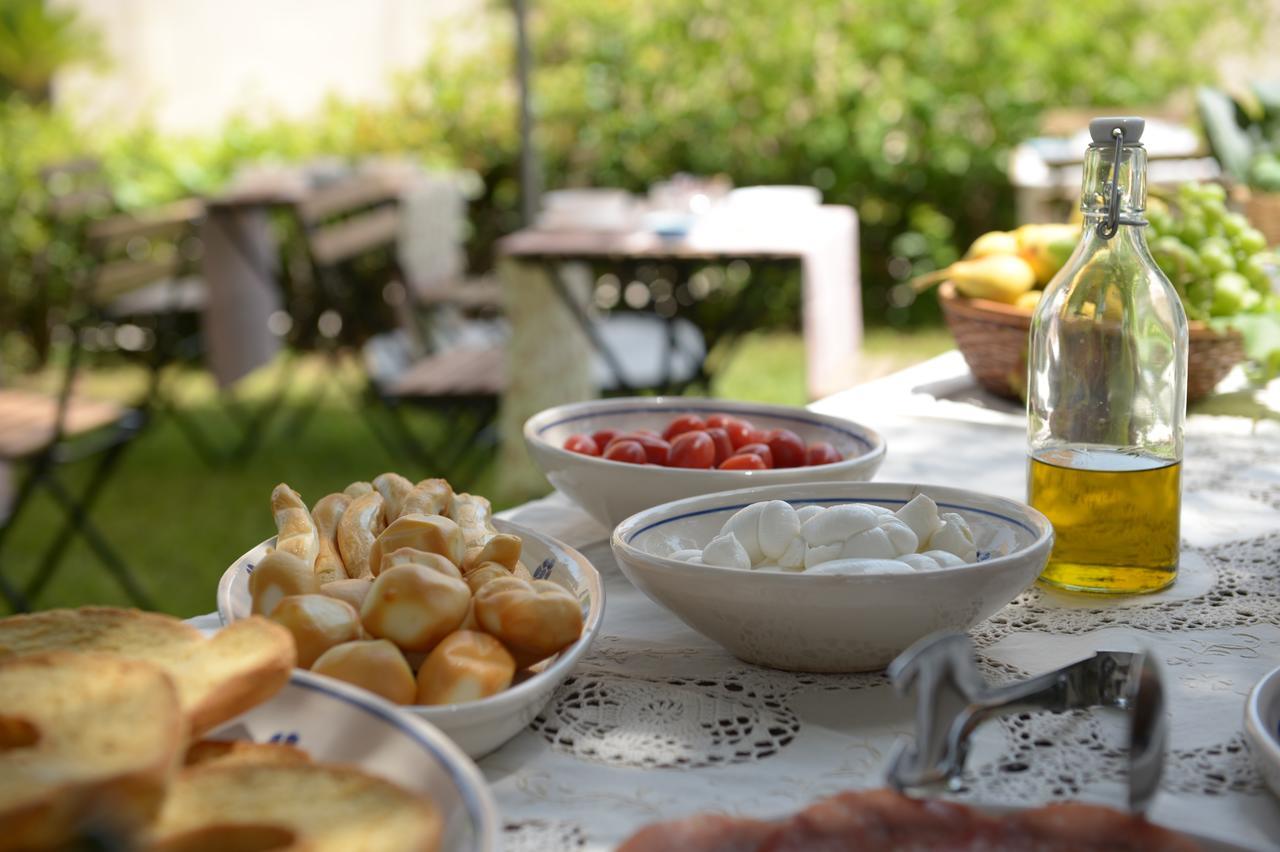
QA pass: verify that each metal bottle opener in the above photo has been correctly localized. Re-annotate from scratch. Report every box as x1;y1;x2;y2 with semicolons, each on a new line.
885;633;1167;813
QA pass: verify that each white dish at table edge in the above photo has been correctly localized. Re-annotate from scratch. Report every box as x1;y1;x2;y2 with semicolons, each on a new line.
1245;662;1280;804
218;518;604;759
524;396;887;530
208;667;499;852
611;481;1053;673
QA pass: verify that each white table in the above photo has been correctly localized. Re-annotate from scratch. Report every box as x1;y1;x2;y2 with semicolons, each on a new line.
193;353;1280;850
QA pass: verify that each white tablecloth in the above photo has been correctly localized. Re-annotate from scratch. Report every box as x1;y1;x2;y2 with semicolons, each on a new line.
193;353;1280;850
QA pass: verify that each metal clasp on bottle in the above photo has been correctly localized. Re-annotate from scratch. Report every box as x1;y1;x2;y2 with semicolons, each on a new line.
1097;127;1147;240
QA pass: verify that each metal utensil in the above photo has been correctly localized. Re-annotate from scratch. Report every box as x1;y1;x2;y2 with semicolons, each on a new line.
885;632;1167;813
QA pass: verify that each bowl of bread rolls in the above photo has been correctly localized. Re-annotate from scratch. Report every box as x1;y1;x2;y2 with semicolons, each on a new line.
0;606;498;851
218;472;605;758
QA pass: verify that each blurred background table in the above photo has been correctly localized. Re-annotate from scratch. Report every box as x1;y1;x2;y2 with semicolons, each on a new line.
479;351;1280;851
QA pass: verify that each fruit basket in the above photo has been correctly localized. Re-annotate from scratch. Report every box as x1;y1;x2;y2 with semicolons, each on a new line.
938;281;1246;404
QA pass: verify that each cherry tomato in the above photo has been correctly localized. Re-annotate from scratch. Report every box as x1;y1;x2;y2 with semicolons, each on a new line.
591;429;619;448
607;432;670;465
703;427;733;466
735;442;774;468
725;418;763;450
805;441;842;466
668;431;715;468
663;414;706;441
563;434;600;456
719;453;767;471
705;414;731;429
633;428;661;438
603;440;647;465
766;428;806;468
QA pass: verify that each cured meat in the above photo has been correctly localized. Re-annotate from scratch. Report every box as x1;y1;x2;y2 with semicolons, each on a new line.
618;789;1202;852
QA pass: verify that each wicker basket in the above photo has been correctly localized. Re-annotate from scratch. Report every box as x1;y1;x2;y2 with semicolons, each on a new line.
1242;190;1280;249
937;281;1245;404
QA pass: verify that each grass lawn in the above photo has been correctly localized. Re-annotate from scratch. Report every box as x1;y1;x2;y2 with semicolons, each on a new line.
0;327;953;617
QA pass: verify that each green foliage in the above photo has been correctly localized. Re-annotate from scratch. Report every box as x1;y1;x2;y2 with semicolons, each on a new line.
1197;81;1280;190
0;0;104;101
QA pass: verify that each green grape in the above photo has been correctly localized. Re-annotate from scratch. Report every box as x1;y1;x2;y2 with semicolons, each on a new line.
1151;235;1202;284
1240;253;1275;292
1199;243;1236;276
1146;208;1173;235
1221;212;1248;238
1210;271;1252;316
1200;183;1228;203
1234;227;1268;256
1178;211;1207;246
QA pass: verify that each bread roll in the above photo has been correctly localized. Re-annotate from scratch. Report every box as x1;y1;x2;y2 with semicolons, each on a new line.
311;640;416;705
400;478;454;519
337;491;384;580
249;550;320;616
369;514;465;575
270;484;319;567
360;563;470;653
310;493;351;584
268;595;362;669
461;533;522;573
449;493;497;549
415;631;515;705
373;472;414;523
320;578;373;612
473;576;584;668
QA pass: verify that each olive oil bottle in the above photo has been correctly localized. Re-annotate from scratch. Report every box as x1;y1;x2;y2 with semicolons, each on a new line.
1026;118;1188;594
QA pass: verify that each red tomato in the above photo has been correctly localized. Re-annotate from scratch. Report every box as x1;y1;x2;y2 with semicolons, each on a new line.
735;442;774;468
719;453;767;471
805;441;842;466
633;428;661;438
705;414;731;429
668;431;715;468
725;418;762;450
591;429;619;448
563;434;600;456
703;427;733;466
766;428;806;468
606;432;670;465
603;440;647;465
663;414;706;441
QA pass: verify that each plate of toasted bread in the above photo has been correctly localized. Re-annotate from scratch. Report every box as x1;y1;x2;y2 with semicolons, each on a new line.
217;472;604;757
0;605;498;851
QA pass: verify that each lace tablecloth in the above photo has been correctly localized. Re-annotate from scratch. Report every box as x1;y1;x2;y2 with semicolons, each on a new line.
485;353;1280;852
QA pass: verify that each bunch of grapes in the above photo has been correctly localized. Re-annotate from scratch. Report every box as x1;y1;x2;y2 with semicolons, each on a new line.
1146;182;1278;321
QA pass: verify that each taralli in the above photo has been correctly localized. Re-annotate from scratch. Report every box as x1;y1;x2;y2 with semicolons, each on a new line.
449;492;498;549
249;550;320;616
147;763;442;852
337;491;385;580
270;484;320;567
380;548;462;579
268;595;362;668
342;481;373;498
512;561;535;583
373;472;415;522
310;493;351;584
311;639;416;705
184;739;311;768
0;652;186;851
400;478;454;519
462;533;522;573
464;561;512;595
415;630;516;705
474;576;584;668
369;514;466;575
360;563;470;652
320;578;374;612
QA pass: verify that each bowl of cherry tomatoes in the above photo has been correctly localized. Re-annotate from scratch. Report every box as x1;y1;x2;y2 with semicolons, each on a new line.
523;397;886;529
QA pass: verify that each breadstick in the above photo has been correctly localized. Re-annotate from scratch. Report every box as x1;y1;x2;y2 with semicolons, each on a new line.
338;491;385;579
271;483;319;567
400;478;454;519
311;493;351;584
343;481;373;498
449;493;498;549
373;473;414;523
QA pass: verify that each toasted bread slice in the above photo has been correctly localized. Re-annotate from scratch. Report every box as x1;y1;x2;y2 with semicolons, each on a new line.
0;607;296;734
148;763;442;852
184;739;312;768
0;652;186;852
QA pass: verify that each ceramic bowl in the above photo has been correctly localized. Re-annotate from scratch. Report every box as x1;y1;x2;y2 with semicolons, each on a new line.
218;519;604;758
611;481;1053;673
1245;663;1280;802
524;397;886;530
207;668;499;851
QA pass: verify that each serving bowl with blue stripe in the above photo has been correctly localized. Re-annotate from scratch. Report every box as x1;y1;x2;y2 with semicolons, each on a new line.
611;482;1053;673
1245;664;1280;803
524;397;886;530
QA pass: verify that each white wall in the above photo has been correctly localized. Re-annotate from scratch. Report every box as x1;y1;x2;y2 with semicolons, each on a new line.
53;0;486;134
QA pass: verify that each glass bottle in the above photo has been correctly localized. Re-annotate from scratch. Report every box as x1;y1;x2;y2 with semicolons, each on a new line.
1026;117;1188;595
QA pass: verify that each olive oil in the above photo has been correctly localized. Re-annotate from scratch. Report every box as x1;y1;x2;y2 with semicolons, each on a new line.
1029;446;1180;594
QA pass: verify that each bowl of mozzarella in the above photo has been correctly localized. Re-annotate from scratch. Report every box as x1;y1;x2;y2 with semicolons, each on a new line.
611;482;1053;672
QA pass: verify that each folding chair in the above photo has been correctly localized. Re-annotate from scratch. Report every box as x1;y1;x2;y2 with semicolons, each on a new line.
0;283;152;612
